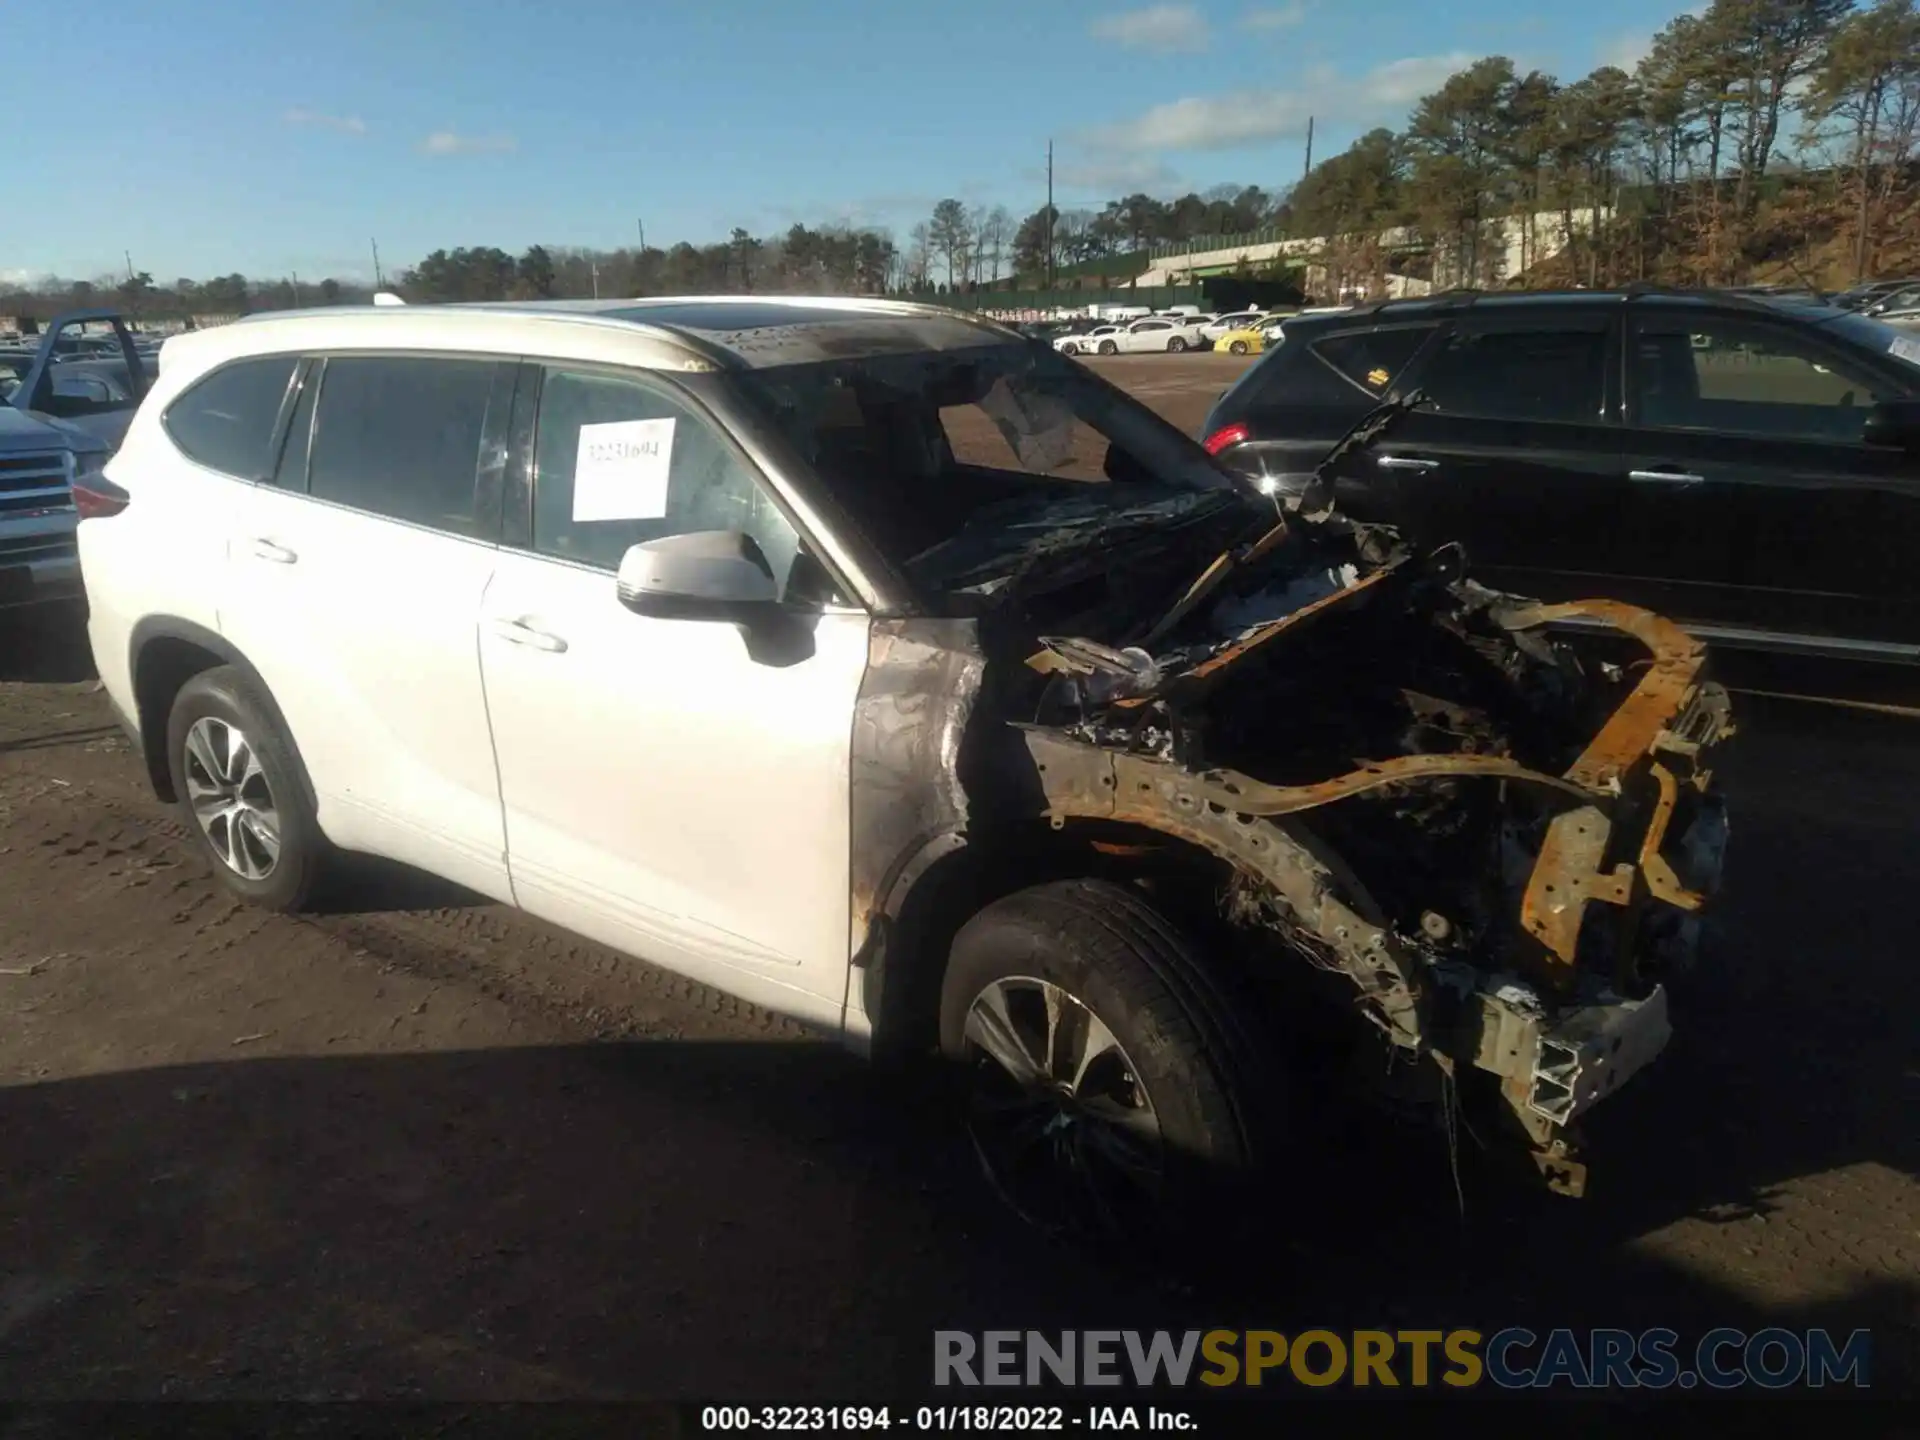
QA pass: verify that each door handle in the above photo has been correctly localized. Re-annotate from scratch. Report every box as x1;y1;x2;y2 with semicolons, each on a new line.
1377;454;1439;472
1628;468;1706;486
489;617;569;654
247;538;298;564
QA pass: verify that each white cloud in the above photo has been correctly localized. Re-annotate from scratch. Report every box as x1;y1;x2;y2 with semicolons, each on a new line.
283;108;367;135
1083;51;1477;153
1054;157;1185;194
1599;2;1707;74
1;267;48;288
1241;2;1309;30
1090;4;1210;53
419;130;517;156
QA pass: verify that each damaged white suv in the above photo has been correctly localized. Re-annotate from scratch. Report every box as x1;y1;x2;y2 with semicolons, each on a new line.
78;297;1731;1237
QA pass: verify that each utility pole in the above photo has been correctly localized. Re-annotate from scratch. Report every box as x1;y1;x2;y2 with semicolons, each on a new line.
371;238;385;290
638;218;646;251
124;250;135;283
292;271;301;306
1303;116;1314;178
591;260;600;299
1044;139;1059;291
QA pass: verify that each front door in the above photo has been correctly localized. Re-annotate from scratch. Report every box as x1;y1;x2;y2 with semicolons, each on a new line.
1619;309;1920;651
477;363;869;1022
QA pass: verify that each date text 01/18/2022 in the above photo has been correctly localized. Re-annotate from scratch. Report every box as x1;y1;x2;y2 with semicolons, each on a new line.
697;1405;1196;1432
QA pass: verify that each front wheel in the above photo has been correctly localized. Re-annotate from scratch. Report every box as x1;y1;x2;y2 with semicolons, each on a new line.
1098;340;1118;355
1167;337;1186;352
939;879;1272;1241
1228;339;1250;355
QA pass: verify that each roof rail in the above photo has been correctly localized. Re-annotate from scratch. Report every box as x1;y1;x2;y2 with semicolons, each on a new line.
1617;281;1787;316
1328;287;1483;320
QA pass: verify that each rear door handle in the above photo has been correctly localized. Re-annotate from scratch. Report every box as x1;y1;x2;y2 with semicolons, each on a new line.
1377;454;1439;472
489;617;568;654
1628;468;1706;486
248;538;298;564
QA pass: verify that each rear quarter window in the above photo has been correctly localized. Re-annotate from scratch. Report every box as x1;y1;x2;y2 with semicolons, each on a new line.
162;356;299;480
1312;325;1438;397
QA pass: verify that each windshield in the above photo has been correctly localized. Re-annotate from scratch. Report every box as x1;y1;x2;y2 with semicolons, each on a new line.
1821;311;1920;378
736;338;1240;597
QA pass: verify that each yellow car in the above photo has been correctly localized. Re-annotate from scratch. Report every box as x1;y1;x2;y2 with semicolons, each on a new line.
1213;320;1273;356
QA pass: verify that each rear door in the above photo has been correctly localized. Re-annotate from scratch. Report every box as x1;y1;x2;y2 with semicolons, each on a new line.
1619;307;1920;650
220;352;518;899
1359;308;1623;601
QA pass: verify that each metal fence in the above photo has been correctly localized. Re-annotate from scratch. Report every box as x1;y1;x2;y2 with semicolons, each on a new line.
928;285;1206;314
1147;227;1292;262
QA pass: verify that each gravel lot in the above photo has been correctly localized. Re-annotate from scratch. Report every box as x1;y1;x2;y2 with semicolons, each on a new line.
0;352;1914;1403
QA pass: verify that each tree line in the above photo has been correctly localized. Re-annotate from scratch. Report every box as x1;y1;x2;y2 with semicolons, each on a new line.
5;0;1916;324
1274;0;1920;291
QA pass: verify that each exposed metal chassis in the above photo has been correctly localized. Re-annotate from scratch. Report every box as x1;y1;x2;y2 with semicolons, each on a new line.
1017;597;1733;1196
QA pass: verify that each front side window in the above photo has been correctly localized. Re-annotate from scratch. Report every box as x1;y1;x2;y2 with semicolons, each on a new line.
529;367;803;593
1630;316;1899;443
1413;324;1606;423
162;355;299;480
307;356;498;535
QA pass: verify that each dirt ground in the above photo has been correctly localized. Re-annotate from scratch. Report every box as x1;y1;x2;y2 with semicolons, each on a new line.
1;352;1915;1405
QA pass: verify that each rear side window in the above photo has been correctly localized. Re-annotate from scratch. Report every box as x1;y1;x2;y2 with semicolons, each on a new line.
1414;326;1608;423
307;356;498;536
1313;326;1436;396
163;356;298;479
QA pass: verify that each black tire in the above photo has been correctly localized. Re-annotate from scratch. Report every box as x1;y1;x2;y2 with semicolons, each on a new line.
1098;340;1118;355
1167;336;1186;352
1228;339;1250;355
165;665;326;912
938;879;1274;1241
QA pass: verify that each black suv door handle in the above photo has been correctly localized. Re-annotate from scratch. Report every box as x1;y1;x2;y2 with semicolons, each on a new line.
1628;467;1706;486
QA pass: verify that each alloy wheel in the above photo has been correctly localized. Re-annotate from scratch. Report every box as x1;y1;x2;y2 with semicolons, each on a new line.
961;975;1164;1236
182;716;281;881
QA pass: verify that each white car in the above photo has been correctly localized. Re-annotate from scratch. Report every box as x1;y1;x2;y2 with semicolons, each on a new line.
1101;316;1207;355
1201;311;1267;345
1054;324;1125;356
74;294;1709;1237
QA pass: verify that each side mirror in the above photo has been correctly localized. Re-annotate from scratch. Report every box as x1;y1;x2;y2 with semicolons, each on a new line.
615;529;779;621
1861;399;1920;452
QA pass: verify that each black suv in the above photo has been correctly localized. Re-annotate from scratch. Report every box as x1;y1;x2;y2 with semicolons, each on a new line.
1199;288;1920;665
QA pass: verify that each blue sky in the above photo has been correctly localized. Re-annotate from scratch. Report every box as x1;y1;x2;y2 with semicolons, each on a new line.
6;0;1697;285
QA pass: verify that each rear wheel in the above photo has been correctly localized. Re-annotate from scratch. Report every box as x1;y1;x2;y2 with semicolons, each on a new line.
1098;340;1118;355
165;666;326;912
1228;339;1250;355
939;879;1271;1241
1167;336;1187;353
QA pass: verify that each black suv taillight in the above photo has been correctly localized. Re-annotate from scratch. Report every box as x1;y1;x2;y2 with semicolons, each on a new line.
1202;422;1250;455
73;476;130;520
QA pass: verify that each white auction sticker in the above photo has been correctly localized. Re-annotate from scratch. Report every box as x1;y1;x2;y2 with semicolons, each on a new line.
1890;334;1920;367
571;417;676;522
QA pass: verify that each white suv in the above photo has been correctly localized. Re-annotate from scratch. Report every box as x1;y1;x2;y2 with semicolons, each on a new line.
77;295;1720;1235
